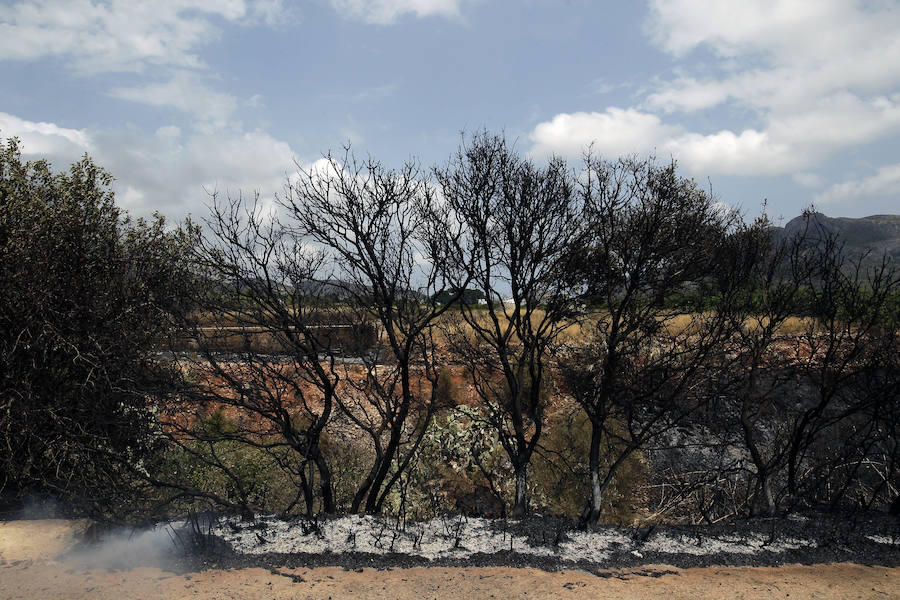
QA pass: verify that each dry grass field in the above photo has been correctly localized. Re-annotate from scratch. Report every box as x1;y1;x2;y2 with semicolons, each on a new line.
170;307;818;355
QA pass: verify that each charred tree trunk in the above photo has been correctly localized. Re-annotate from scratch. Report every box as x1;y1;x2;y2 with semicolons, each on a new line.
314;452;335;514
582;420;604;526
512;463;528;517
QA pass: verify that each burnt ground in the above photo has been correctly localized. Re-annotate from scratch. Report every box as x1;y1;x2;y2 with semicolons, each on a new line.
149;509;900;576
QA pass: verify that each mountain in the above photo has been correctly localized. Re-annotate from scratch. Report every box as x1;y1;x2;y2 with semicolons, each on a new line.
776;213;900;262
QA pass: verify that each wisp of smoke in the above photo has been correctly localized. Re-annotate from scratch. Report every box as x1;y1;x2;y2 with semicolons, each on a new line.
62;523;183;571
8;495;63;520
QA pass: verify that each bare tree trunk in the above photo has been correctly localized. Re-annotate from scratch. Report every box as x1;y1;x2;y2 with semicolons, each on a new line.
350;456;380;514
365;424;406;515
302;463;315;516
314;452;335;513
512;465;528;517
435;133;584;520
582;421;604;526
761;475;777;516
740;363;778;516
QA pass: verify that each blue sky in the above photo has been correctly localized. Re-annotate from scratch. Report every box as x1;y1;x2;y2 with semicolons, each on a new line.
1;0;899;222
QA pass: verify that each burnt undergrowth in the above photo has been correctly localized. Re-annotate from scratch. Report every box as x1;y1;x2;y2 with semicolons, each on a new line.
160;509;900;574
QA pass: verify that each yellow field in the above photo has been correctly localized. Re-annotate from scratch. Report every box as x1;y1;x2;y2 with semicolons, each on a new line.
173;307;819;354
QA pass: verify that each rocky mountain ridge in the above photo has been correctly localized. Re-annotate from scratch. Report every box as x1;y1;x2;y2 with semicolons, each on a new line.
776;212;900;261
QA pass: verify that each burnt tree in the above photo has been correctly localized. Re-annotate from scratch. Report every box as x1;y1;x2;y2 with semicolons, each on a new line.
435;133;584;517
165;192;364;516
282;149;463;514
565;155;739;527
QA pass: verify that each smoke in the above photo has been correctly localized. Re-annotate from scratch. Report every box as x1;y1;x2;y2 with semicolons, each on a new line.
1;495;221;571
2;496;180;570
60;513;222;571
62;524;181;571
6;495;64;520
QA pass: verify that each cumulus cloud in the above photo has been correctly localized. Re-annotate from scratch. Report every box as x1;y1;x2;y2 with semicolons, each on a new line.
92;126;297;218
645;0;855;61
0;2;314;221
644;77;731;114
0;112;92;161
666;94;900;175
0;0;291;132
529;108;681;159
530;1;900;182
0;0;301;165
664;129;798;176
793;172;824;189
329;0;466;24
110;72;240;133
644;0;900;70
529;110;800;176
643;2;900;119
249;0;291;26
814;163;900;206
0;0;461;73
1;111;298;220
0;0;283;74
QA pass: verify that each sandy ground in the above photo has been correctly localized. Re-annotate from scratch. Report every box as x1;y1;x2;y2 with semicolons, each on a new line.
2;519;899;600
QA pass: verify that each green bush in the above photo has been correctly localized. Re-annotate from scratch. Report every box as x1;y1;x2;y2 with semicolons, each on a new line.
158;410;303;515
532;400;648;524
396;406;509;519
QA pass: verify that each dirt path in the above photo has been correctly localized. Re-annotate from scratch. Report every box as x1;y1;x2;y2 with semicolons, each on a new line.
1;520;898;600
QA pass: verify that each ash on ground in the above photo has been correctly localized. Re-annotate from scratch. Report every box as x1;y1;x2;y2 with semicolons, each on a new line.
200;511;900;573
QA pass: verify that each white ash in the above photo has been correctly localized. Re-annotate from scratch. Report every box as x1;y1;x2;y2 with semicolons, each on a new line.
640;532;811;555
212;515;813;563
867;534;897;546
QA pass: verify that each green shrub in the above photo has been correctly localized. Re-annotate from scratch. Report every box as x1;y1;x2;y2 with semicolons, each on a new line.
532;400;648;524
157;410;302;515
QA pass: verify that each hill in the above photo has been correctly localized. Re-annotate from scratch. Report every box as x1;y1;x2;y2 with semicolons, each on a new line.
777;213;900;261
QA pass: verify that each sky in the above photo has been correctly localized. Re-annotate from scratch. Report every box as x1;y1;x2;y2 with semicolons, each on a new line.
1;0;899;223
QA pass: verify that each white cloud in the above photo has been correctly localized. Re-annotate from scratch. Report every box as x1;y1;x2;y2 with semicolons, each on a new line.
0;0;281;74
179;130;295;191
530;1;900;180
533;92;900;176
528;109;800;175
529;108;681;159
110;72;240;133
0;3;307;220
1;111;299;220
245;94;265;109
665;93;900;176
0;112;91;159
664;129;797;176
0;1;290;137
765;93;900;150
91;126;297;218
814;163;900;206
118;185;146;212
645;0;898;68
329;0;466;24
793;172;823;188
644;77;731;114
643;0;900;125
249;0;290;26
